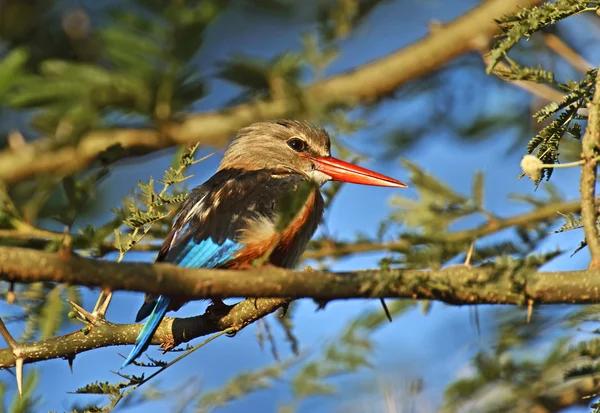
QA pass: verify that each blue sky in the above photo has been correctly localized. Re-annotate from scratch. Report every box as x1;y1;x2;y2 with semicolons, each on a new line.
2;0;600;411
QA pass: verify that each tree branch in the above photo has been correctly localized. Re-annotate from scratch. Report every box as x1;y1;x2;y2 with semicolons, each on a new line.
304;199;581;260
2;239;600;367
0;198;579;261
0;0;543;184
0;296;287;368
1;245;600;306
543;33;593;74
580;67;600;269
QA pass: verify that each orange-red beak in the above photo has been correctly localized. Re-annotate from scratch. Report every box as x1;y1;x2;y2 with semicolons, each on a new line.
312;156;408;188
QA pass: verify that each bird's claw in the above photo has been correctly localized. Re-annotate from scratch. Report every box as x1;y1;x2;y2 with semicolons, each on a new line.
206;299;234;318
278;302;290;318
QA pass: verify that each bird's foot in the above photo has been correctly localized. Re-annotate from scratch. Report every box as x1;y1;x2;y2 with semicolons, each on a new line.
206;299;234;318
278;302;290;318
314;299;328;311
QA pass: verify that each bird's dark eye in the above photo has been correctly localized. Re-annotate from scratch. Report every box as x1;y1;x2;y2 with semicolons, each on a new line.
287;138;306;152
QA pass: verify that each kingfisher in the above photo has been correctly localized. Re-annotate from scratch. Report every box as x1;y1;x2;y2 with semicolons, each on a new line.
122;120;407;368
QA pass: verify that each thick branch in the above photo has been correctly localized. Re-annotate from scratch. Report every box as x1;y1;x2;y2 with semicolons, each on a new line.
1;246;600;305
0;0;542;183
2;239;600;367
580;67;600;268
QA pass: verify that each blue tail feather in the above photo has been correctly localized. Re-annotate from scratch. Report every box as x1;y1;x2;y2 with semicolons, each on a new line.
121;295;171;369
122;237;242;368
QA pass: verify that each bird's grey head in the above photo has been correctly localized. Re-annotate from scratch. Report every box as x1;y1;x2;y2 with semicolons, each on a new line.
218;120;333;186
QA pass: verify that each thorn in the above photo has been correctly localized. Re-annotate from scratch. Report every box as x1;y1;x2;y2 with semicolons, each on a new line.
95;291;113;317
464;242;475;267
380;298;393;322
15;357;23;397
314;299;328;310
0;317;26;396
67;300;94;324
66;355;75;373
92;289;112;317
527;299;534;323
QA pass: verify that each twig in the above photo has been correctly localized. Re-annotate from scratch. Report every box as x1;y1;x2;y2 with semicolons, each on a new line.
304;199;581;260
0;228;161;256
110;328;235;408
91;146;206;316
544;33;593;74
579;66;600;269
481;55;565;102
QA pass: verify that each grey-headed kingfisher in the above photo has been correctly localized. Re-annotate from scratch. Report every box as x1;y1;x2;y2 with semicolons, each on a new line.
122;120;407;367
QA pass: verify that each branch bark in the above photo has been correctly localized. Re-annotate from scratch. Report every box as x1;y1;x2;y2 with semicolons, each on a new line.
580;67;600;269
1;245;600;305
0;297;287;368
0;0;543;184
1;241;600;367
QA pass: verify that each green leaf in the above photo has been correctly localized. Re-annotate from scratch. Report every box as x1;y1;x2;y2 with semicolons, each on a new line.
487;0;595;73
74;380;131;396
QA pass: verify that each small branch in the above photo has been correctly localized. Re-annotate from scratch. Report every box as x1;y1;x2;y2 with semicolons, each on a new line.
0;199;580;262
304;199;581;260
0;228;161;255
580;66;600;269
544;33;593;74
0;317;19;349
0;0;544;184
481;55;565;102
2;243;600;367
0;297;287;368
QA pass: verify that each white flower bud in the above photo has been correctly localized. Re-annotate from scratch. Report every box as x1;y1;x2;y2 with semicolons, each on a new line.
520;155;543;182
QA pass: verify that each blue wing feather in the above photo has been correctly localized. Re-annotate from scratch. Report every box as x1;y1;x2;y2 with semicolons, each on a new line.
121;237;242;368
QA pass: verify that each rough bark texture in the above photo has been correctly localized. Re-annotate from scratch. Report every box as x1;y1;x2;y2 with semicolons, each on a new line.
1;245;600;305
1;242;600;368
0;297;287;368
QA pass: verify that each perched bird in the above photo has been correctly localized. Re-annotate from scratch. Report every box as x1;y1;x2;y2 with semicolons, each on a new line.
122;120;407;368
